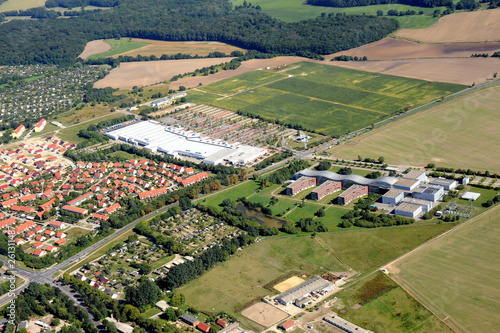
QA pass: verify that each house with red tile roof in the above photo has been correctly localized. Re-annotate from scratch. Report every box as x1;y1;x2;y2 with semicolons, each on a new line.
216;319;228;328
19;194;37;202
197;322;211;333
12;221;36;235
49;221;66;229
12;125;25;139
55;238;67;246
91;213;108;221
62;205;88;215
32;249;46;257
39;198;56;211
45;245;58;253
1;198;18;208
280;320;295;331
67;192;93;206
32;241;44;249
137;187;168;200
56;231;66;238
105;203;121;214
11;205;35;213
35;235;46;242
0;218;16;230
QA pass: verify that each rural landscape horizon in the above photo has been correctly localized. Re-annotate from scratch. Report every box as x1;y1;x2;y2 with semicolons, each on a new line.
0;0;498;332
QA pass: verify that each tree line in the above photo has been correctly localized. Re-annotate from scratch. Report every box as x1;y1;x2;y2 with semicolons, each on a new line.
0;0;399;65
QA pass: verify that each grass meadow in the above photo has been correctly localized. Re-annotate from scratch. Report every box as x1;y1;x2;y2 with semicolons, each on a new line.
335;272;453;333
389;205;500;333
179;223;454;329
87;38;150;59
331;84;500;173
191;62;464;137
229;0;449;28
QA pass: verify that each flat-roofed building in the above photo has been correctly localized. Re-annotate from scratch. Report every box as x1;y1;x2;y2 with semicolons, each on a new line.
311;180;341;200
286;176;316;196
394;202;422;218
393;178;420;191
275;277;331;306
338;185;368;205
429;178;457;190
323;315;371;333
404;170;428;182
381;189;405;205
461;192;481;201
402;198;433;212
412;185;443;202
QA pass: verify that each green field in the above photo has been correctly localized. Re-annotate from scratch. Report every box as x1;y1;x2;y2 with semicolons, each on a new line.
335;272;453;333
56;113;125;143
230;0;449;28
332;84;500;173
87;38;150;59
190;62;465;137
390;205;500;333
179;223;453;326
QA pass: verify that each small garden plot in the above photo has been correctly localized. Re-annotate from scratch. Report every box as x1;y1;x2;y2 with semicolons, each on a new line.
150;208;242;254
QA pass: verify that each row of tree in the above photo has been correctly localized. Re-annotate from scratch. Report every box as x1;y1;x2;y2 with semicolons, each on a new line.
306;0;452;8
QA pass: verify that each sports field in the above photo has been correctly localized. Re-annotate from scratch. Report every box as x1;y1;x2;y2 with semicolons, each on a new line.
191;62;464;137
331;83;500;173
387;205;500;333
179;223;453;320
230;0;443;28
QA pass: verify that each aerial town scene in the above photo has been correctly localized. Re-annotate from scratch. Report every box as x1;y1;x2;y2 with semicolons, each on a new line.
0;0;498;332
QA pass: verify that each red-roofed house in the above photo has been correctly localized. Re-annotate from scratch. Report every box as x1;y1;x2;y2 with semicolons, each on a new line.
32;241;44;249
48;221;65;229
197;322;211;333
55;238;67;246
32;249;46;257
216;319;228;328
62;205;88;215
280;320;295;331
105;203;121;214
1;198;18;208
12;125;26;139
34;119;47;132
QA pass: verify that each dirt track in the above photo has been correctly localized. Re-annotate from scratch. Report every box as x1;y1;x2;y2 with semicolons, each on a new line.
78;40;111;59
328;37;500;60
395;8;500;43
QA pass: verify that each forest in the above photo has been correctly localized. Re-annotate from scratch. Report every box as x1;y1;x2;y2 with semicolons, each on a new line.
306;0;453;7
0;0;398;65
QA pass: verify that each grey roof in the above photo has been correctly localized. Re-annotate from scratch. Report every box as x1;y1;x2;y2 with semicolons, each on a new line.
180;314;199;325
275;277;331;304
296;169;398;189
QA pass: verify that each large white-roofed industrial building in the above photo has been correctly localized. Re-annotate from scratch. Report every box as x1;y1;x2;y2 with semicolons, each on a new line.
105;120;268;166
274;277;333;306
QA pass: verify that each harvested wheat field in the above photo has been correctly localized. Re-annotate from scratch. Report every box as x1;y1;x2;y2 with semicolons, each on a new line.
331;84;500;173
110;39;245;58
273;276;305;293
328;37;500;60
169;56;308;90
78;40;112;59
395;8;500;43
330;58;500;85
93;58;235;89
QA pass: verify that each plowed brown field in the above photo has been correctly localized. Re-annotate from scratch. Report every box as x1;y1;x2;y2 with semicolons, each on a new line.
328;37;500;60
395;8;500;43
330;58;500;85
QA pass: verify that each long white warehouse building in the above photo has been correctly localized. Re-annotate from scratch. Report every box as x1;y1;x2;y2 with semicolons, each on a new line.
105;120;267;166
